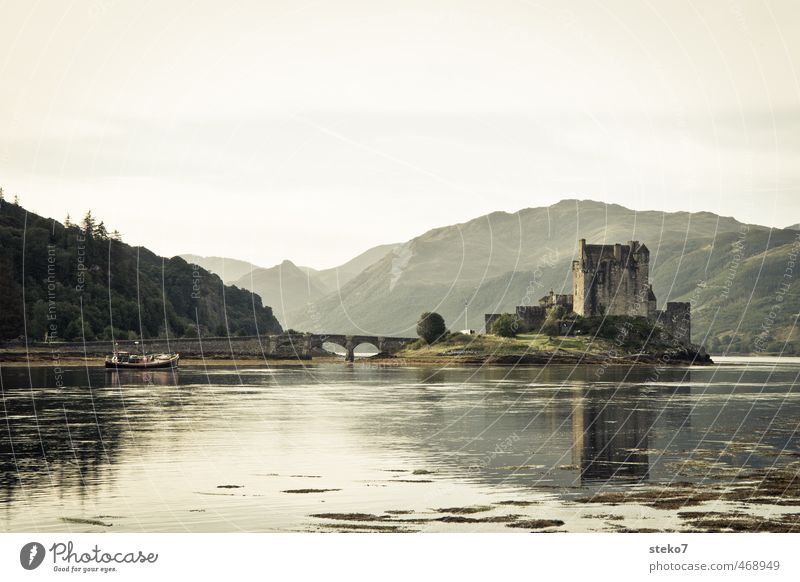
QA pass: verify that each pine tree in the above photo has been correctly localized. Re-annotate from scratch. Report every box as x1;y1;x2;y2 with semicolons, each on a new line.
65;213;72;227
13;193;19;205
110;229;122;241
95;220;108;239
82;211;96;235
0;187;4;201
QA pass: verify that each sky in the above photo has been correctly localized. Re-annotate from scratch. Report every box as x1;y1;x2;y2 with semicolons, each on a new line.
1;0;798;269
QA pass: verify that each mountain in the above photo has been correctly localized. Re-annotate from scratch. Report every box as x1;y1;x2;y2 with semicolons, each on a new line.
179;254;262;284
288;200;799;353
0;201;282;341
305;243;400;291
786;223;800;231
231;244;399;328
233;260;329;329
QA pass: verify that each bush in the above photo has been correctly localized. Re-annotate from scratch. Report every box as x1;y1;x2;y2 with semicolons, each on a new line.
416;312;446;344
491;314;521;337
541;306;565;336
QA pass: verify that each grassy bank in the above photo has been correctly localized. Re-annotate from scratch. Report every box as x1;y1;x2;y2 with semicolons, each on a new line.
394;331;711;366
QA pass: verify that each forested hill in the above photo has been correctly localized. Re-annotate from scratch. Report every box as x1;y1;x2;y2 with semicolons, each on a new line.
0;200;282;341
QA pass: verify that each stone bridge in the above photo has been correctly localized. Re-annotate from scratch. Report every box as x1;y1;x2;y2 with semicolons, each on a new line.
308;334;417;362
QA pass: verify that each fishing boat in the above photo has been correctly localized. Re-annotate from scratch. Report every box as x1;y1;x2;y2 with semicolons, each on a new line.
104;351;179;369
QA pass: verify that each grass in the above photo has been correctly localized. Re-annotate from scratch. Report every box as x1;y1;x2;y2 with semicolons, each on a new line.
398;314;702;361
399;331;614;358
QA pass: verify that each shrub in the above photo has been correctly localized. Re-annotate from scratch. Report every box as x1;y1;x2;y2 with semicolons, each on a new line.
416;312;447;344
541;306;565;336
491;313;521;338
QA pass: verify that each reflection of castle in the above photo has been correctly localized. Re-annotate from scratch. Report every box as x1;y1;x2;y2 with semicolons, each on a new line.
571;393;651;484
485;239;691;341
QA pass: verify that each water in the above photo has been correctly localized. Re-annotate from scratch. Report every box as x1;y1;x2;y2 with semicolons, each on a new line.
1;358;798;532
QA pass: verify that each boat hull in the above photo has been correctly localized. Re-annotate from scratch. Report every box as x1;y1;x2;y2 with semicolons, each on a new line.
105;356;179;369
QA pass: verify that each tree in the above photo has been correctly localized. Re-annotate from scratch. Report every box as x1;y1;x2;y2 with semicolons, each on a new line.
0;187;4;201
416;312;446;344
542;306;565;336
491;313;521;338
82;211;96;235
64;213;72;228
110;229;122;241
0;255;24;338
95;220;108;239
64;320;85;341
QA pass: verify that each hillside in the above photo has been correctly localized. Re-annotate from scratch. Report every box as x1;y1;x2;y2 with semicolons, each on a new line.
233;260;329;329
305;243;400;290
179;254;261;284
0;201;282;341
231;244;399;328
286;200;798;353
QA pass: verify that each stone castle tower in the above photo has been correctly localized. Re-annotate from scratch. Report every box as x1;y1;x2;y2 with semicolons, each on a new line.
572;239;656;318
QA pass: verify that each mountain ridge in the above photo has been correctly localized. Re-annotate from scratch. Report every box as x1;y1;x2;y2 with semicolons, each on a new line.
179;254;262;284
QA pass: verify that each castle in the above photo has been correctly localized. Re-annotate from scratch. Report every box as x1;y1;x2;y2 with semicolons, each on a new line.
485;239;691;342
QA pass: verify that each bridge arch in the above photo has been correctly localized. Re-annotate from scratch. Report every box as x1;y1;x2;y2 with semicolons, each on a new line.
321;340;380;360
321;341;348;357
352;341;380;358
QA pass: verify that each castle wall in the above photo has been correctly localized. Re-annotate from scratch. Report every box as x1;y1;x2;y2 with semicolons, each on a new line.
660;302;691;344
516;306;546;330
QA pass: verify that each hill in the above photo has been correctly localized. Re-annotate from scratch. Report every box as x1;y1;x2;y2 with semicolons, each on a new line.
303;243;400;291
178;254;262;284
231;244;399;328
233;260;329;330
0;200;282;341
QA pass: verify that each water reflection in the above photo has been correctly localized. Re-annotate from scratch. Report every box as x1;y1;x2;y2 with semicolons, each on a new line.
380;366;696;488
572;388;652;483
105;368;178;387
0;367;186;505
0;361;798;531
0;365;705;502
0;373;121;505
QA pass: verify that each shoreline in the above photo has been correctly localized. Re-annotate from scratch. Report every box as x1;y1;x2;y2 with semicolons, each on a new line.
378;346;713;366
0;351;715;368
0;354;343;367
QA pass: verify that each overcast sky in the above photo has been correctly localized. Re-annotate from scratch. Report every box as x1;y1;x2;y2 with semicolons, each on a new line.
1;0;798;269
